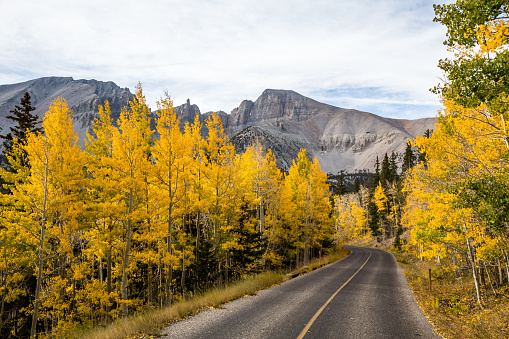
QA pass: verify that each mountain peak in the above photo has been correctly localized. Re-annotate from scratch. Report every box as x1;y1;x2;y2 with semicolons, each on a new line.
260;88;299;96
227;88;339;133
257;89;313;104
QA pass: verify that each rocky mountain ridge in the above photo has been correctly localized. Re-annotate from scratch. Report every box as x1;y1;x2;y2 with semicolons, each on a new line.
173;98;229;137
228;89;339;131
0;77;436;173
0;77;134;143
224;89;435;172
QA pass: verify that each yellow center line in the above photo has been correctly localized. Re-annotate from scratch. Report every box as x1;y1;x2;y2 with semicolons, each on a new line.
296;251;372;339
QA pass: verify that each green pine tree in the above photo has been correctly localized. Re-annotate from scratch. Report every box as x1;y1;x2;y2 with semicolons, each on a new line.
389;152;398;182
401;141;416;174
0;92;42;168
335;174;348;195
353;177;360;193
380;153;390;185
372;156;380;189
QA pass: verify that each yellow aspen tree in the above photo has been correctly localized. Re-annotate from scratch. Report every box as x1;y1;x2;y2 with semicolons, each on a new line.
132;166;162;307
374;181;389;239
0;140;33;334
218;151;244;282
182;115;208;287
36;99;86;336
151;93;189;305
177;123;201;295
235;145;283;268
239;143;279;234
85;101;122;321
108;84;153;319
307;159;333;257
0;200;31;334
387;182;400;237
281;149;332;266
402;97;509;306
351;200;367;238
281;149;310;265
0;97;86;338
259;149;284;268
422;3;509;305
335;193;367;243
202;113;236;279
238;146;260;225
403;164;485;306
358;186;371;235
335;195;354;242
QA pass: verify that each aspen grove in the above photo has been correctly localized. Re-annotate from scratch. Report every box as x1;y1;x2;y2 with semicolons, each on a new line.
0;85;333;337
332;0;509;315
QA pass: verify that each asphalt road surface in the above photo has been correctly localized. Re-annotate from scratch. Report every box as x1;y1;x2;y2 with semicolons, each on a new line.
161;246;441;338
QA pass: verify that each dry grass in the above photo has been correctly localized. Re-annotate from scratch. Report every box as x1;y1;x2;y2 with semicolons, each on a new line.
394;252;509;339
285;247;350;279
76;248;350;339
77;272;282;339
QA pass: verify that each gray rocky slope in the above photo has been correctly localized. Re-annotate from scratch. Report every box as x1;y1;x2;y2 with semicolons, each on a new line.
193;89;435;173
0;77;435;173
0;77;133;144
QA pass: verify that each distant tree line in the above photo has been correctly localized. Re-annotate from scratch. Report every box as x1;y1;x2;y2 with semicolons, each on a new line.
333;137;429;249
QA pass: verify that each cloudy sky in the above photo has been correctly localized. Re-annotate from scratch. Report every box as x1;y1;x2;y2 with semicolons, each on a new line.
0;0;453;119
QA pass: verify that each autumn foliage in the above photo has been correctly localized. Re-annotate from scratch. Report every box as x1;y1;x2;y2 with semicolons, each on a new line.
0;86;334;337
400;1;509;311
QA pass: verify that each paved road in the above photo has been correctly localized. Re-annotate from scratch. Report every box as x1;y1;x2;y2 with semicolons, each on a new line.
161;246;441;338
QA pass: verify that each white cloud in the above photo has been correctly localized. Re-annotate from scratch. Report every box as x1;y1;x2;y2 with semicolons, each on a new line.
0;0;453;118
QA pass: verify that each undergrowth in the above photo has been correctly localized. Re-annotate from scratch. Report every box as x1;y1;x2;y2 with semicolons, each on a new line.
394;252;509;339
75;248;349;339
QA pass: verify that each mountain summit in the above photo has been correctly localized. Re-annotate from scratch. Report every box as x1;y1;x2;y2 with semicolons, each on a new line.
0;77;435;173
224;89;435;172
228;89;338;130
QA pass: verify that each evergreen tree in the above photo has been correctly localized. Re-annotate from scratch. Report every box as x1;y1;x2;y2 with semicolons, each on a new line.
0;92;42;167
389;152;398;182
335;174;348;195
194;238;217;289
380;153;390;185
368;199;380;236
372;156;380;188
229;200;263;279
368;158;382;236
401;141;416;174
353;177;360;193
